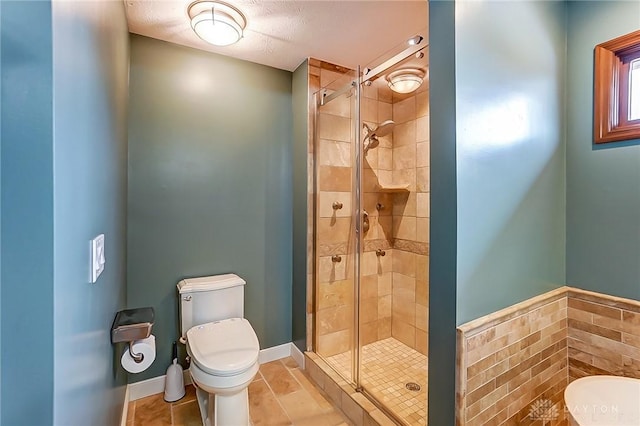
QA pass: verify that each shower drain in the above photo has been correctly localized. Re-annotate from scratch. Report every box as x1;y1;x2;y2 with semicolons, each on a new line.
405;382;421;391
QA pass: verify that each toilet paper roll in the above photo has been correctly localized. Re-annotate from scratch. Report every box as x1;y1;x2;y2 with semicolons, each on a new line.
121;335;156;374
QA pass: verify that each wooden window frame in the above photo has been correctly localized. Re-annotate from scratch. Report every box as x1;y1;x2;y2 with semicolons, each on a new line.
594;29;640;144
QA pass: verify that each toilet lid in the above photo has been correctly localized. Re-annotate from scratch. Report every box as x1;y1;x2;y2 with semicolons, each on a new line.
187;318;259;377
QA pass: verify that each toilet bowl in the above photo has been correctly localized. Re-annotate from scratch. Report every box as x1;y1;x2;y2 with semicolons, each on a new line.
187;318;259;426
564;375;640;426
177;274;260;426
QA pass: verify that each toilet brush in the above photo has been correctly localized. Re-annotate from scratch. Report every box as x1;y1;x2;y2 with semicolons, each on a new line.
164;341;185;402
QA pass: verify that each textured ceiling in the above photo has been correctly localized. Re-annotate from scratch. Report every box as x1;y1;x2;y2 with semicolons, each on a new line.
124;0;428;72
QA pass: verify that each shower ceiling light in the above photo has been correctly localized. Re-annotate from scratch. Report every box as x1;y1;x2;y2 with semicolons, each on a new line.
188;1;246;47
386;69;425;94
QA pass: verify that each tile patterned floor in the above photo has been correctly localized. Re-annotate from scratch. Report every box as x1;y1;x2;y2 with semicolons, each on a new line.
327;337;427;425
127;357;353;426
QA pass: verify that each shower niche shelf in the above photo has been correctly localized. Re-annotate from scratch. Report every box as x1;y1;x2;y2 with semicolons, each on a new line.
376;183;410;193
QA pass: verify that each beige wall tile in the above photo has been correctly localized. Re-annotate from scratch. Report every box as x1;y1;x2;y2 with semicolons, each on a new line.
360;297;378;324
319;94;351;118
378;272;392;295
320;68;351;89
416;280;428;306
318;305;352;335
416;192;430;218
393;215;417;241
378;85;392;103
360;274;378;299
362;97;378;123
392;320;416;348
378;295;392;318
416;167;430;192
378;101;392;123
392;120;416;146
393;250;416;277
393;144;417;170
416;141;430;168
363;145;378;169
416;115;430;142
416;304;428;331
416;329;428;355
318;279;353;310
393;96;416;124
416;91;429;118
318;255;348;282
319;140;351;167
319;166;351;192
362;83;378;100
378;317;392;339
318;191;352;218
416;217;430;243
378;147;393;170
318;113;351;142
360;321;378;346
392;169;416;191
317;217;352;244
393;192;416;217
416;253;429;281
318;329;351;357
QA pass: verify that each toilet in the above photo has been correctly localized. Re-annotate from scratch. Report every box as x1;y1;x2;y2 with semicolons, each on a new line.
178;274;260;426
564;375;640;426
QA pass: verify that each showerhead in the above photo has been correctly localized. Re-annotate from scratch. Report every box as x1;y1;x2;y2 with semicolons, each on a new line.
363;120;396;153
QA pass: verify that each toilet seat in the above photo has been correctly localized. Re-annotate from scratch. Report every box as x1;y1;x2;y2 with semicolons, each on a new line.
187;318;259;377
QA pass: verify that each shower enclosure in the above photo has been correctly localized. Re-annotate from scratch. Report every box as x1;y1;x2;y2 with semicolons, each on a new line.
312;35;430;425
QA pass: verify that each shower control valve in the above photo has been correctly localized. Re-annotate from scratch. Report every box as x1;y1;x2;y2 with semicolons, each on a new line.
332;201;343;210
331;255;342;263
376;203;385;211
376;249;386;257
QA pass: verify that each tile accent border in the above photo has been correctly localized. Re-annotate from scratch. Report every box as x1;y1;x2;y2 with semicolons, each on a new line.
456;286;640;426
304;351;398;426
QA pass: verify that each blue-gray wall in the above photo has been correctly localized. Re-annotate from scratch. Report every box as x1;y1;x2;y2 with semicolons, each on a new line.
455;0;567;324
127;35;293;381
1;2;54;424
427;2;457;425
291;60;308;352
566;1;640;299
52;1;129;424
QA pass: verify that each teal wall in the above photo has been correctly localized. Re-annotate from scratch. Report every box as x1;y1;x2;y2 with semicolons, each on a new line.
128;35;293;381
1;2;55;424
566;1;640;299
291;60;308;352
52;1;129;424
427;2;457;425
455;0;567;324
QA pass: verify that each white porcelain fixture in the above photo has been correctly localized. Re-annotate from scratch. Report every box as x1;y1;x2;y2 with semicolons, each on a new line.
565;375;640;426
187;1;246;47
178;274;259;426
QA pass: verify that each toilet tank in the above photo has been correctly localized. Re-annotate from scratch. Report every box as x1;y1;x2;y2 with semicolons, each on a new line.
177;274;246;338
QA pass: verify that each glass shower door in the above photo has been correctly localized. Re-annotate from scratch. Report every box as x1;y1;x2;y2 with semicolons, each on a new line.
313;68;360;385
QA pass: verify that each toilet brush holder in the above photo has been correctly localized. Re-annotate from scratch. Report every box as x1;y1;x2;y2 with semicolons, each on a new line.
164;341;185;402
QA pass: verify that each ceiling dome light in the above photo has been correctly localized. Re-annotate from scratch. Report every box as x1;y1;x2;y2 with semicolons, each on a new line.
188;1;246;47
386;69;425;94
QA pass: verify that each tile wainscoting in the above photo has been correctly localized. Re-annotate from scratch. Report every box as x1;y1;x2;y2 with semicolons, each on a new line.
456;286;640;426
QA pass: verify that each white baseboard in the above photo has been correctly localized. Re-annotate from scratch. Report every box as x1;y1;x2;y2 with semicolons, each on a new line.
258;342;292;364
120;384;130;426
127;342;296;402
290;343;305;369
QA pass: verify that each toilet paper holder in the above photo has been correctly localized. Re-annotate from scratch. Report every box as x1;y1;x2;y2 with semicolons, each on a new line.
112;307;155;364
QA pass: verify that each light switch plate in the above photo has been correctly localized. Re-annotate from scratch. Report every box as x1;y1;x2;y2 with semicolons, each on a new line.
90;234;105;283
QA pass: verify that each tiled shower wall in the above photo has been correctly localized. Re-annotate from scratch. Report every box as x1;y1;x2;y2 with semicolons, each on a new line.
457;287;640;426
390;87;430;356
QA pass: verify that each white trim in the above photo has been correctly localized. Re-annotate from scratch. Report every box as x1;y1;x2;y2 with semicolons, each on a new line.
127;342;294;401
258;342;292;364
120;385;130;426
290;343;305;369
